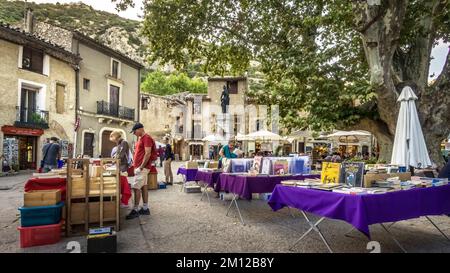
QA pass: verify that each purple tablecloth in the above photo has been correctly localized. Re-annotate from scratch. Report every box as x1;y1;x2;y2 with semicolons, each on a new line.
269;184;450;238
195;170;222;188
177;167;198;182
217;173;320;200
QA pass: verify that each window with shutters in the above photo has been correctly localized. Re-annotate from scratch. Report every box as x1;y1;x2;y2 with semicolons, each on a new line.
83;78;90;91
56;84;65;114
111;60;120;79
22;46;44;74
233;114;241;135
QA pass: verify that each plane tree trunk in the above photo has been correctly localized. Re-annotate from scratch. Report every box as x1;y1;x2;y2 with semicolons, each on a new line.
352;0;450;168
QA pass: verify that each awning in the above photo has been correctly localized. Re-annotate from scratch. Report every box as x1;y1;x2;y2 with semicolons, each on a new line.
188;142;204;146
1;125;44;136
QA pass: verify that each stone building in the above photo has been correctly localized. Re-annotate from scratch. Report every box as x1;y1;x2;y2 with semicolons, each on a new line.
140;76;276;160
72;32;143;158
19;10;144;158
0;23;80;170
140;93;186;159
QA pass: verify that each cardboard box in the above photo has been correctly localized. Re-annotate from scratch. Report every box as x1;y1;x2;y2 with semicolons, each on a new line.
363;173;412;188
24;190;61;207
208;162;219;169
90;166;103;177
71;177;118;197
70;201;116;224
185;161;199;169
184;185;201;193
148;173;158;190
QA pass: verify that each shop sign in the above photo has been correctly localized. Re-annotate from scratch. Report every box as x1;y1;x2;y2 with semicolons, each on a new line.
1;126;44;136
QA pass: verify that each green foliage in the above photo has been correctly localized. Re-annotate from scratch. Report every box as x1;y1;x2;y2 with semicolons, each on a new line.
141;71;207;96
30;113;45;124
116;0;449;135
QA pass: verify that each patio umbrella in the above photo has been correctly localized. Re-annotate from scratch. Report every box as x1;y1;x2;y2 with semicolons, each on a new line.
246;129;282;141
155;141;166;148
236;133;250;141
326;130;371;146
391;86;432;168
327;130;371;138
202;134;226;144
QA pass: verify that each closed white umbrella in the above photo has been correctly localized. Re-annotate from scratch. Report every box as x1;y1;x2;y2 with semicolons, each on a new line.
391;86;432;168
246;129;282;141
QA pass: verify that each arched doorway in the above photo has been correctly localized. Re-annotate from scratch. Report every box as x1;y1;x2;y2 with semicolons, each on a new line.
101;130;115;158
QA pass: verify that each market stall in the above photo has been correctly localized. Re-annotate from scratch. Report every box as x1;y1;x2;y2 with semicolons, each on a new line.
269;183;450;253
217;172;320;225
17;158;133;249
195;169;222;205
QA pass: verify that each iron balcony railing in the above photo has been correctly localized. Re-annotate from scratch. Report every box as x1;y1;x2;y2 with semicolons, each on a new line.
97;100;135;121
15;106;49;129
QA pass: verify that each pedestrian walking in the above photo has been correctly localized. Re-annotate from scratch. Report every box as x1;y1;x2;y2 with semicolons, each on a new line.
41;137;61;173
163;137;174;185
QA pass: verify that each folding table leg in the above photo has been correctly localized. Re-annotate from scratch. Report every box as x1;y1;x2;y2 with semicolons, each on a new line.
425;216;450;241
388;222;397;228
344;227;356;238
200;183;212;206
226;194;245;225
205;185;211;205
180;176;186;192
200;183;206;201
379;223;407;253
289;211;332;253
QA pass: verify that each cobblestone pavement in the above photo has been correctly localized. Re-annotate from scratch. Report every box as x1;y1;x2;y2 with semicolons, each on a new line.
1;162;450;253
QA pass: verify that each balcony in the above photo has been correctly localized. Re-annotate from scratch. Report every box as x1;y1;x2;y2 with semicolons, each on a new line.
96;101;135;121
14;106;49;129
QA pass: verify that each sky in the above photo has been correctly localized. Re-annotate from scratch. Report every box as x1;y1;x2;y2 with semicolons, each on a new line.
31;0;144;20
30;0;449;80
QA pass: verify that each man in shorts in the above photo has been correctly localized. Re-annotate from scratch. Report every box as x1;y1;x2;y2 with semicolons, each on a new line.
126;123;158;220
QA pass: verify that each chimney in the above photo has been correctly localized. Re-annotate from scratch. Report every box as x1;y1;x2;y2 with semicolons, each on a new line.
24;8;34;33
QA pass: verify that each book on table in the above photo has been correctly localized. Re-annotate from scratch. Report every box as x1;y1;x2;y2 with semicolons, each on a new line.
321;162;341;184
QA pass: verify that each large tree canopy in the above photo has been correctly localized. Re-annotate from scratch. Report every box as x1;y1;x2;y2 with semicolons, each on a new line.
141;71;207;96
115;0;450;166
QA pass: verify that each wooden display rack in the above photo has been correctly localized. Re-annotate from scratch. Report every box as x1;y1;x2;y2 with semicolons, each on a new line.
66;158;120;236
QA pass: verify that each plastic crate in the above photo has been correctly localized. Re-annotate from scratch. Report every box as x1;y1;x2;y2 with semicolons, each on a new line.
18;222;62;248
18;202;64;227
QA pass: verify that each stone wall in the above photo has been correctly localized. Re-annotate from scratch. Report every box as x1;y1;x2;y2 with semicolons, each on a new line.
33;22;73;52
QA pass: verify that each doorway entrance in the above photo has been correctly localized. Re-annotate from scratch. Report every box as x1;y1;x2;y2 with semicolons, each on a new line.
4;135;37;170
109;85;120;117
101;130;115;158
83;132;94;157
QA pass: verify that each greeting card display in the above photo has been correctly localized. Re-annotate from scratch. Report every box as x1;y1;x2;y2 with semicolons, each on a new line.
273;160;289;175
222;158;232;173
339;162;365;187
261;158;272;175
230;159;254;173
289;156;311;174
321;162;341;184
252;156;263;173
